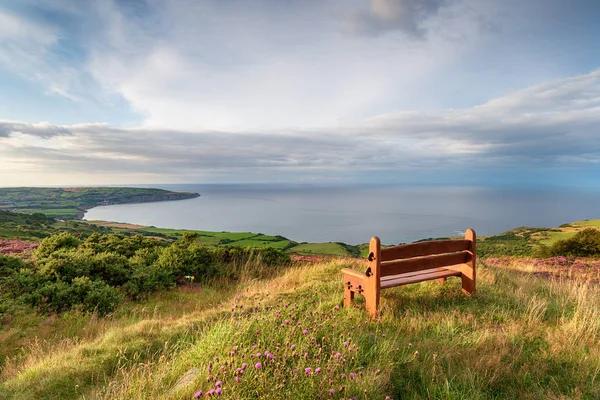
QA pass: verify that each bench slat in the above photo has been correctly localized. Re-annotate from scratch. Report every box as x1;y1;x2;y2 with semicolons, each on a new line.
380;252;468;277
381;268;462;289
381;239;471;261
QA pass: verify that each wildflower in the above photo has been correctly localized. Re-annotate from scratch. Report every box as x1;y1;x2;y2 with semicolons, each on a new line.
242;363;248;368
415;351;419;356
305;368;311;375
291;345;296;350
408;343;412;347
343;341;348;346
255;329;260;334
303;330;308;335
215;387;222;395
268;354;275;359
335;353;342;358
386;397;391;400
334;305;340;310
382;334;386;338
330;389;335;395
194;391;203;398
349;372;355;379
315;367;322;373
257;353;262;358
235;376;240;383
215;381;222;387
255;363;262;369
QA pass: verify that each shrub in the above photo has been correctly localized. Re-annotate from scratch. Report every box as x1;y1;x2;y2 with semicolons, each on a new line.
34;232;81;258
539;228;600;257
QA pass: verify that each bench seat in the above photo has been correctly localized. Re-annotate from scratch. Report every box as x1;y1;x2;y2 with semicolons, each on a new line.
380;266;463;288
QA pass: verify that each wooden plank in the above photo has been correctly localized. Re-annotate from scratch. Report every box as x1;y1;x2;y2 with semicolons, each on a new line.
380;252;468;277
366;236;381;318
381;268;461;289
380;239;471;262
461;229;476;295
380;267;453;282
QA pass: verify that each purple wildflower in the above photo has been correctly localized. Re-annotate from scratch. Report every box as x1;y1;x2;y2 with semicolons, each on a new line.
305;368;311;375
334;305;340;310
349;372;355;379
194;391;203;398
242;363;248;368
215;387;222;395
215;381;222;387
330;389;335;395
291;345;296;350
255;362;262;369
315;367;322;373
303;329;308;335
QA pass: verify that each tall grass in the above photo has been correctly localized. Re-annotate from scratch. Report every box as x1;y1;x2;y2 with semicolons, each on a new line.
1;258;599;399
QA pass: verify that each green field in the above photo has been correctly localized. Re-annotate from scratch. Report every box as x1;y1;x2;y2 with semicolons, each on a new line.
0;187;198;220
288;242;352;256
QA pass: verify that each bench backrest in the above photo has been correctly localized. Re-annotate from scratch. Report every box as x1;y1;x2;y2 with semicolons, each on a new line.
367;229;476;278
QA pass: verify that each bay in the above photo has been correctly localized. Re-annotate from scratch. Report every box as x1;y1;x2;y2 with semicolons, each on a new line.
83;184;600;245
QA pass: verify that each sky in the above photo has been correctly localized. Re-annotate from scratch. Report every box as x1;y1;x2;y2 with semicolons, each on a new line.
0;0;599;187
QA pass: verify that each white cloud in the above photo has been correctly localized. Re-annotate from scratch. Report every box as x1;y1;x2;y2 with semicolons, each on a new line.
1;68;599;185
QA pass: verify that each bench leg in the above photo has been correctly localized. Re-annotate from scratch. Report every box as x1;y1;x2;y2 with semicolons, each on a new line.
343;288;355;307
437;277;447;284
461;273;475;295
365;290;379;318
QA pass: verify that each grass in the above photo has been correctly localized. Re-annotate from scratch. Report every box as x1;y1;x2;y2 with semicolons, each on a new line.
1;257;599;399
288;243;352;257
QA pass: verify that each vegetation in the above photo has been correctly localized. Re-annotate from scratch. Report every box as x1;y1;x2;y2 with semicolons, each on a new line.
537;227;600;257
0;232;290;322
0;210;110;241
1;257;599;399
0;187;199;220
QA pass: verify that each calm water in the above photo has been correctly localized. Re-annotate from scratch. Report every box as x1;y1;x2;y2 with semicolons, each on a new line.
84;184;600;245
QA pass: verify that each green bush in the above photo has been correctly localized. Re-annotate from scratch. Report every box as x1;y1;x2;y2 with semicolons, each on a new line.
537;228;600;257
34;232;81;258
1;232;291;318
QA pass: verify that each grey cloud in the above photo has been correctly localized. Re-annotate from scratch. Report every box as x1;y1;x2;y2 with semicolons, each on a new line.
342;0;448;37
1;68;600;180
0;121;71;138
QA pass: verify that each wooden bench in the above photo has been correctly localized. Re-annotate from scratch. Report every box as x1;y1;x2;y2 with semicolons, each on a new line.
341;229;476;317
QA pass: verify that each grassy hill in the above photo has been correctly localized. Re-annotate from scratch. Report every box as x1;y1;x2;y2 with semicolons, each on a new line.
0;187;199;220
1;256;599;399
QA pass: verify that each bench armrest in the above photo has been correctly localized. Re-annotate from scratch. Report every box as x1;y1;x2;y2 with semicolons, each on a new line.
341;268;366;280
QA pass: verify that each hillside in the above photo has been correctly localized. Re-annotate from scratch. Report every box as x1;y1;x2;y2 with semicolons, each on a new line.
0;187;200;220
1;255;598;399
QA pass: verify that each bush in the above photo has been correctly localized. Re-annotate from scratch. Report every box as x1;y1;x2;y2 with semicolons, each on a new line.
34;232;81;258
1;232;292;318
36;277;121;316
538;228;600;257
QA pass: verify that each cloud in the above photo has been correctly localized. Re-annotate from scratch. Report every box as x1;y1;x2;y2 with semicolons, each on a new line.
0;121;71;138
341;0;448;37
1;68;599;185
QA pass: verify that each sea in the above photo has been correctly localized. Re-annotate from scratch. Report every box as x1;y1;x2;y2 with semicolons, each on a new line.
83;184;600;245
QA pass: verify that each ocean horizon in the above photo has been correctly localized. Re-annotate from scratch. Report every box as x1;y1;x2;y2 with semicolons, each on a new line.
82;183;600;245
